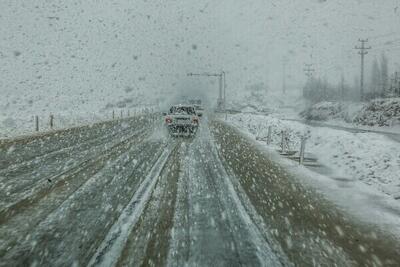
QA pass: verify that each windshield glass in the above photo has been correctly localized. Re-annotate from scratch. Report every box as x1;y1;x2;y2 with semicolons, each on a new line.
170;106;196;115
1;1;400;266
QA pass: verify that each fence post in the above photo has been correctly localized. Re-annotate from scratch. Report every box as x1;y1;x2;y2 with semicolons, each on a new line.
112;110;115;120
299;136;306;165
35;116;39;132
267;126;272;145
49;114;54;129
280;130;285;153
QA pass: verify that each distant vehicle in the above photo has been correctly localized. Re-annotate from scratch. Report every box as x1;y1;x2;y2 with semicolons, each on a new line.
194;104;204;117
164;104;199;136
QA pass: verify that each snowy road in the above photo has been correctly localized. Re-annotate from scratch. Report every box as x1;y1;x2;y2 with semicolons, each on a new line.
0;115;399;266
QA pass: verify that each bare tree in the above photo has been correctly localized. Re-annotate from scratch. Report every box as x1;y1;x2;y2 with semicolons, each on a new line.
369;57;381;99
380;52;389;97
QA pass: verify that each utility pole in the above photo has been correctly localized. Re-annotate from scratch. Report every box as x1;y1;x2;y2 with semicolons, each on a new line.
303;64;315;79
322;76;328;101
392;72;400;96
49;114;54;129
187;71;226;111
303;64;315;98
397;72;400;96
398;73;400;97
35;116;39;132
282;59;288;95
222;71;226;110
355;39;371;101
340;73;345;102
217;72;223;110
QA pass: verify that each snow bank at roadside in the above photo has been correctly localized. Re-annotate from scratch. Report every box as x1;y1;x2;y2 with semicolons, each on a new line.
300;98;400;129
300;101;346;121
354;98;400;127
300;101;362;122
227;113;400;199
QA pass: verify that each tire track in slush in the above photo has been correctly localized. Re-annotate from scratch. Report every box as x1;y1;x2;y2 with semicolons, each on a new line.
0;129;152;261
115;139;183;267
167;125;284;267
0;117;146;169
0;117;152;198
0;127;150;225
0;120;138;179
88;141;178;267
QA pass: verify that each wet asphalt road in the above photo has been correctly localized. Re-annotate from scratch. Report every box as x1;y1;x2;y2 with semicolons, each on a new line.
0;115;399;266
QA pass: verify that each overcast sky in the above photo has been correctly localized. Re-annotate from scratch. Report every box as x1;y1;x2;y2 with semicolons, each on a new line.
1;0;399;111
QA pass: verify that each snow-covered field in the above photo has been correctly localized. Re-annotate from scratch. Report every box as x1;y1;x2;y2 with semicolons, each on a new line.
227;113;400;199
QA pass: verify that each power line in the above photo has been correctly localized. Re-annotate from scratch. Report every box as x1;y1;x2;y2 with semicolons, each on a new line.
371;41;400;49
382;46;400;51
355;39;371;101
367;32;398;40
372;37;400;44
282;58;288;94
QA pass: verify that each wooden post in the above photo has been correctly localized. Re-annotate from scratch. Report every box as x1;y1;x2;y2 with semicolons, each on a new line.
280;130;285;153
49;114;54;129
299;136;306;165
267;126;272;145
112;110;115;120
35;116;39;132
